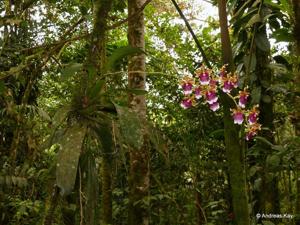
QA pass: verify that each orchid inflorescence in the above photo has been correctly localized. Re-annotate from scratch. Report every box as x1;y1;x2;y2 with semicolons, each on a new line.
179;65;261;140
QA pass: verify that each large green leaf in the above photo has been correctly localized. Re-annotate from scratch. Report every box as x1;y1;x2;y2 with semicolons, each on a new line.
148;123;168;160
105;46;145;71
93;119;114;154
114;103;144;149
60;63;82;80
52;105;70;128
246;13;261;27
255;32;270;52
56;124;86;196
243;54;257;72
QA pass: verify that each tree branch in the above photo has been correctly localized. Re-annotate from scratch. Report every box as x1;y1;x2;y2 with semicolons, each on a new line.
171;0;212;69
107;0;153;30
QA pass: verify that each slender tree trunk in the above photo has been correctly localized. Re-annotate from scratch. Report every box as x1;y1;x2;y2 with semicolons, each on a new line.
127;0;150;225
292;1;300;224
84;1;113;224
255;26;280;215
217;1;250;224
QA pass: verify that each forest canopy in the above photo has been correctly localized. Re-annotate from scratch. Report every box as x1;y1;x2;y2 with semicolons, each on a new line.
0;0;299;225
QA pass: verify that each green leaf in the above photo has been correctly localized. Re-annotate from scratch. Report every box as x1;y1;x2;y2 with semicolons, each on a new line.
243;54;257;72
209;129;224;139
52;105;70;127
246;14;261;27
56;124;86;196
148;123;168;160
231;0;253;21
37;108;51;122
114;103;144;149
60;63;82;80
266;155;281;170
255;136;273;146
271;28;293;43
93;119;114;154
105;46;145;71
88;79;105;100
255;32;270;52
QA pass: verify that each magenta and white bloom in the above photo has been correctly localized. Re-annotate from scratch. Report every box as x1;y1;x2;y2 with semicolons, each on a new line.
209;78;218;88
247;105;259;125
205;90;218;104
194;86;202;99
222;80;233;93
231;76;238;88
246;131;256;141
232;108;244;125
199;72;210;85
209;101;220;111
248;112;258;124
181;82;193;95
238;90;249;108
180;98;193;109
245;123;261;140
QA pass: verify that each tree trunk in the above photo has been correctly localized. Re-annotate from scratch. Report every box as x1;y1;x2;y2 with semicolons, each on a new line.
217;1;250;224
254;26;280;216
127;0;150;225
85;1;113;224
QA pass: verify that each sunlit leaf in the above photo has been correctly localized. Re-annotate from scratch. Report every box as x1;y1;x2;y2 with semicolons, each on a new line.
105;46;145;71
246;13;261;27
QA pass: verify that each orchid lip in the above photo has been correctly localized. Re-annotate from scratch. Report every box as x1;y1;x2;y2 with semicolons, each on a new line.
209;102;220;111
184;90;193;95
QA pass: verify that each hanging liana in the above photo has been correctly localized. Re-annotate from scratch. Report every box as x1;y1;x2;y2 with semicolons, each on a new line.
179;65;261;140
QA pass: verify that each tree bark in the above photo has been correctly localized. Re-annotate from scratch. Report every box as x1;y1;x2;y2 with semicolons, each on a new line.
127;0;150;225
217;1;250;224
254;26;280;216
85;1;113;224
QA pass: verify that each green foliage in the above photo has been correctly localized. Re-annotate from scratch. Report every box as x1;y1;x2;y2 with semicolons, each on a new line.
115;103;144;149
56;124;87;196
105;46;145;72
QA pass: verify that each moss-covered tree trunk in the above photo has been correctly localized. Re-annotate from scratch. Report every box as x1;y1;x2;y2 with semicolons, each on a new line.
254;27;280;216
84;1;113;224
127;0;150;225
217;1;250;224
292;1;300;224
